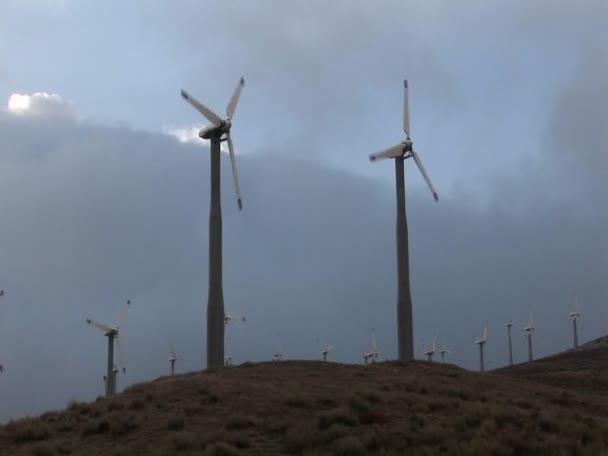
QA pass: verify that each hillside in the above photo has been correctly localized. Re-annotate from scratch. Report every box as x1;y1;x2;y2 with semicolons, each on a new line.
495;345;608;397
2;360;608;456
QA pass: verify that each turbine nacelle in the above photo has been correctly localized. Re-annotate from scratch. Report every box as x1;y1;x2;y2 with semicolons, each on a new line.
569;311;580;319
198;120;232;140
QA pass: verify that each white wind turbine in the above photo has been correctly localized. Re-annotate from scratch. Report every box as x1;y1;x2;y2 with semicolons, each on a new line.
180;77;245;369
523;307;535;362
438;345;451;363
169;345;179;375
423;335;437;362
505;320;514;366
474;323;488;372
569;294;581;349
272;342;284;362
86;300;131;396
368;80;439;362
363;333;379;365
316;338;334;362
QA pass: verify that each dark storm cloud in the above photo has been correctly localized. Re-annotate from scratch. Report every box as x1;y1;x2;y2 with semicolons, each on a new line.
0;98;606;422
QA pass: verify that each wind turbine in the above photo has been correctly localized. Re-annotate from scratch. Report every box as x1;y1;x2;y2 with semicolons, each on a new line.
224;355;233;366
474;324;488;372
506;320;514;366
320;344;333;362
86;299;130;396
438;345;451;363
224;313;246;325
169;346;179;375
368;80;439;362
523;308;535;362
272;342;284;362
180;77;245;369
569;294;581;349
363;333;379;365
423;335;436;362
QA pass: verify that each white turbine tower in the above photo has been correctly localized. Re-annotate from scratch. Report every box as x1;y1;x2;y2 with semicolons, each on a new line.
86;299;131;396
438;345;451;363
506;320;514;366
363;333;379;365
180;77;245;369
272;342;284;362
169;346;179;375
474;324;488;372
524;308;535;362
368;79;439;362
423;335;437;362
569;294;581;349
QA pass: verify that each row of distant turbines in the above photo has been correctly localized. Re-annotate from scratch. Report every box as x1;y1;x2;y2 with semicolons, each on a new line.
467;298;582;372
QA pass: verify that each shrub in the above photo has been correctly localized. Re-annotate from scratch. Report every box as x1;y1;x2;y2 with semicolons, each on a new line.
31;442;56;456
109;415;139;437
332;436;366;456
348;397;371;413
172;431;197;451
359;411;388;425
106;401;124;411
286;395;309;408
13;423;50;443
167;415;185;431
204;441;240;456
226;415;257;430
318;408;357;430
128;399;145;410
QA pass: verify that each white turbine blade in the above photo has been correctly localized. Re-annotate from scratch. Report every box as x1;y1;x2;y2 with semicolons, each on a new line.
170;345;176;359
369;143;403;162
411;149;438;202
371;333;377;351
432;335;436;352
227;134;243;211
180;89;222;126
573;293;580;314
483;324;488;342
86;318;112;334
117;300;130;328
226;77;245;119
403;79;410;137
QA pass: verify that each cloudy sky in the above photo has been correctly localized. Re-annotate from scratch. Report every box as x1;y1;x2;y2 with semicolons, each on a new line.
0;0;606;422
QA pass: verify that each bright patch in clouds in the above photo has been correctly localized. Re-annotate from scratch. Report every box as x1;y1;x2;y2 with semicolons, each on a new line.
163;126;229;153
7;92;76;119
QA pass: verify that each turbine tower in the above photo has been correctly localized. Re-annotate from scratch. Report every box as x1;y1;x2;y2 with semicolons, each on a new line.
439;345;451;363
321;344;333;362
363;333;379;365
506;320;514;366
169;346;179;375
569;294;581;349
474;324;488;372
523;309;535;362
423;335;436;362
180;78;245;369
86;299;130;396
368;80;439;362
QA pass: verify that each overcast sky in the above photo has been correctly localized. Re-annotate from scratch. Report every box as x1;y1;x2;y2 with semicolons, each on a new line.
0;0;606;422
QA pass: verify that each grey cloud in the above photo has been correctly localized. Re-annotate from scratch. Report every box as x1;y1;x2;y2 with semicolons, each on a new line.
0;108;605;422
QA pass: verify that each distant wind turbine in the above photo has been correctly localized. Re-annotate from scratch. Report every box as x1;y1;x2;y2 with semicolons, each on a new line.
0;289;4;373
423;335;437;362
569;294;581;349
439;345;451;363
523;307;535;362
180;77;246;369
368;79;439;362
474;323;488;372
86;299;131;396
506;321;514;366
169;346;179;376
363;333;379;365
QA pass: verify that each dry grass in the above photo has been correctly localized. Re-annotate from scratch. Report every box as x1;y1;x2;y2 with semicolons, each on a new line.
1;354;608;455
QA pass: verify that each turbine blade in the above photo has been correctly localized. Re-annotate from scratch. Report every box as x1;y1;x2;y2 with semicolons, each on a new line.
411;149;439;202
403;79;410;137
226;134;243;211
371;333;377;351
432;335;436;352
180;89;222;126
86;318;113;334
226;77;245;119
117;300;130;328
369;143;403;162
574;293;580;314
483;324;488;342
